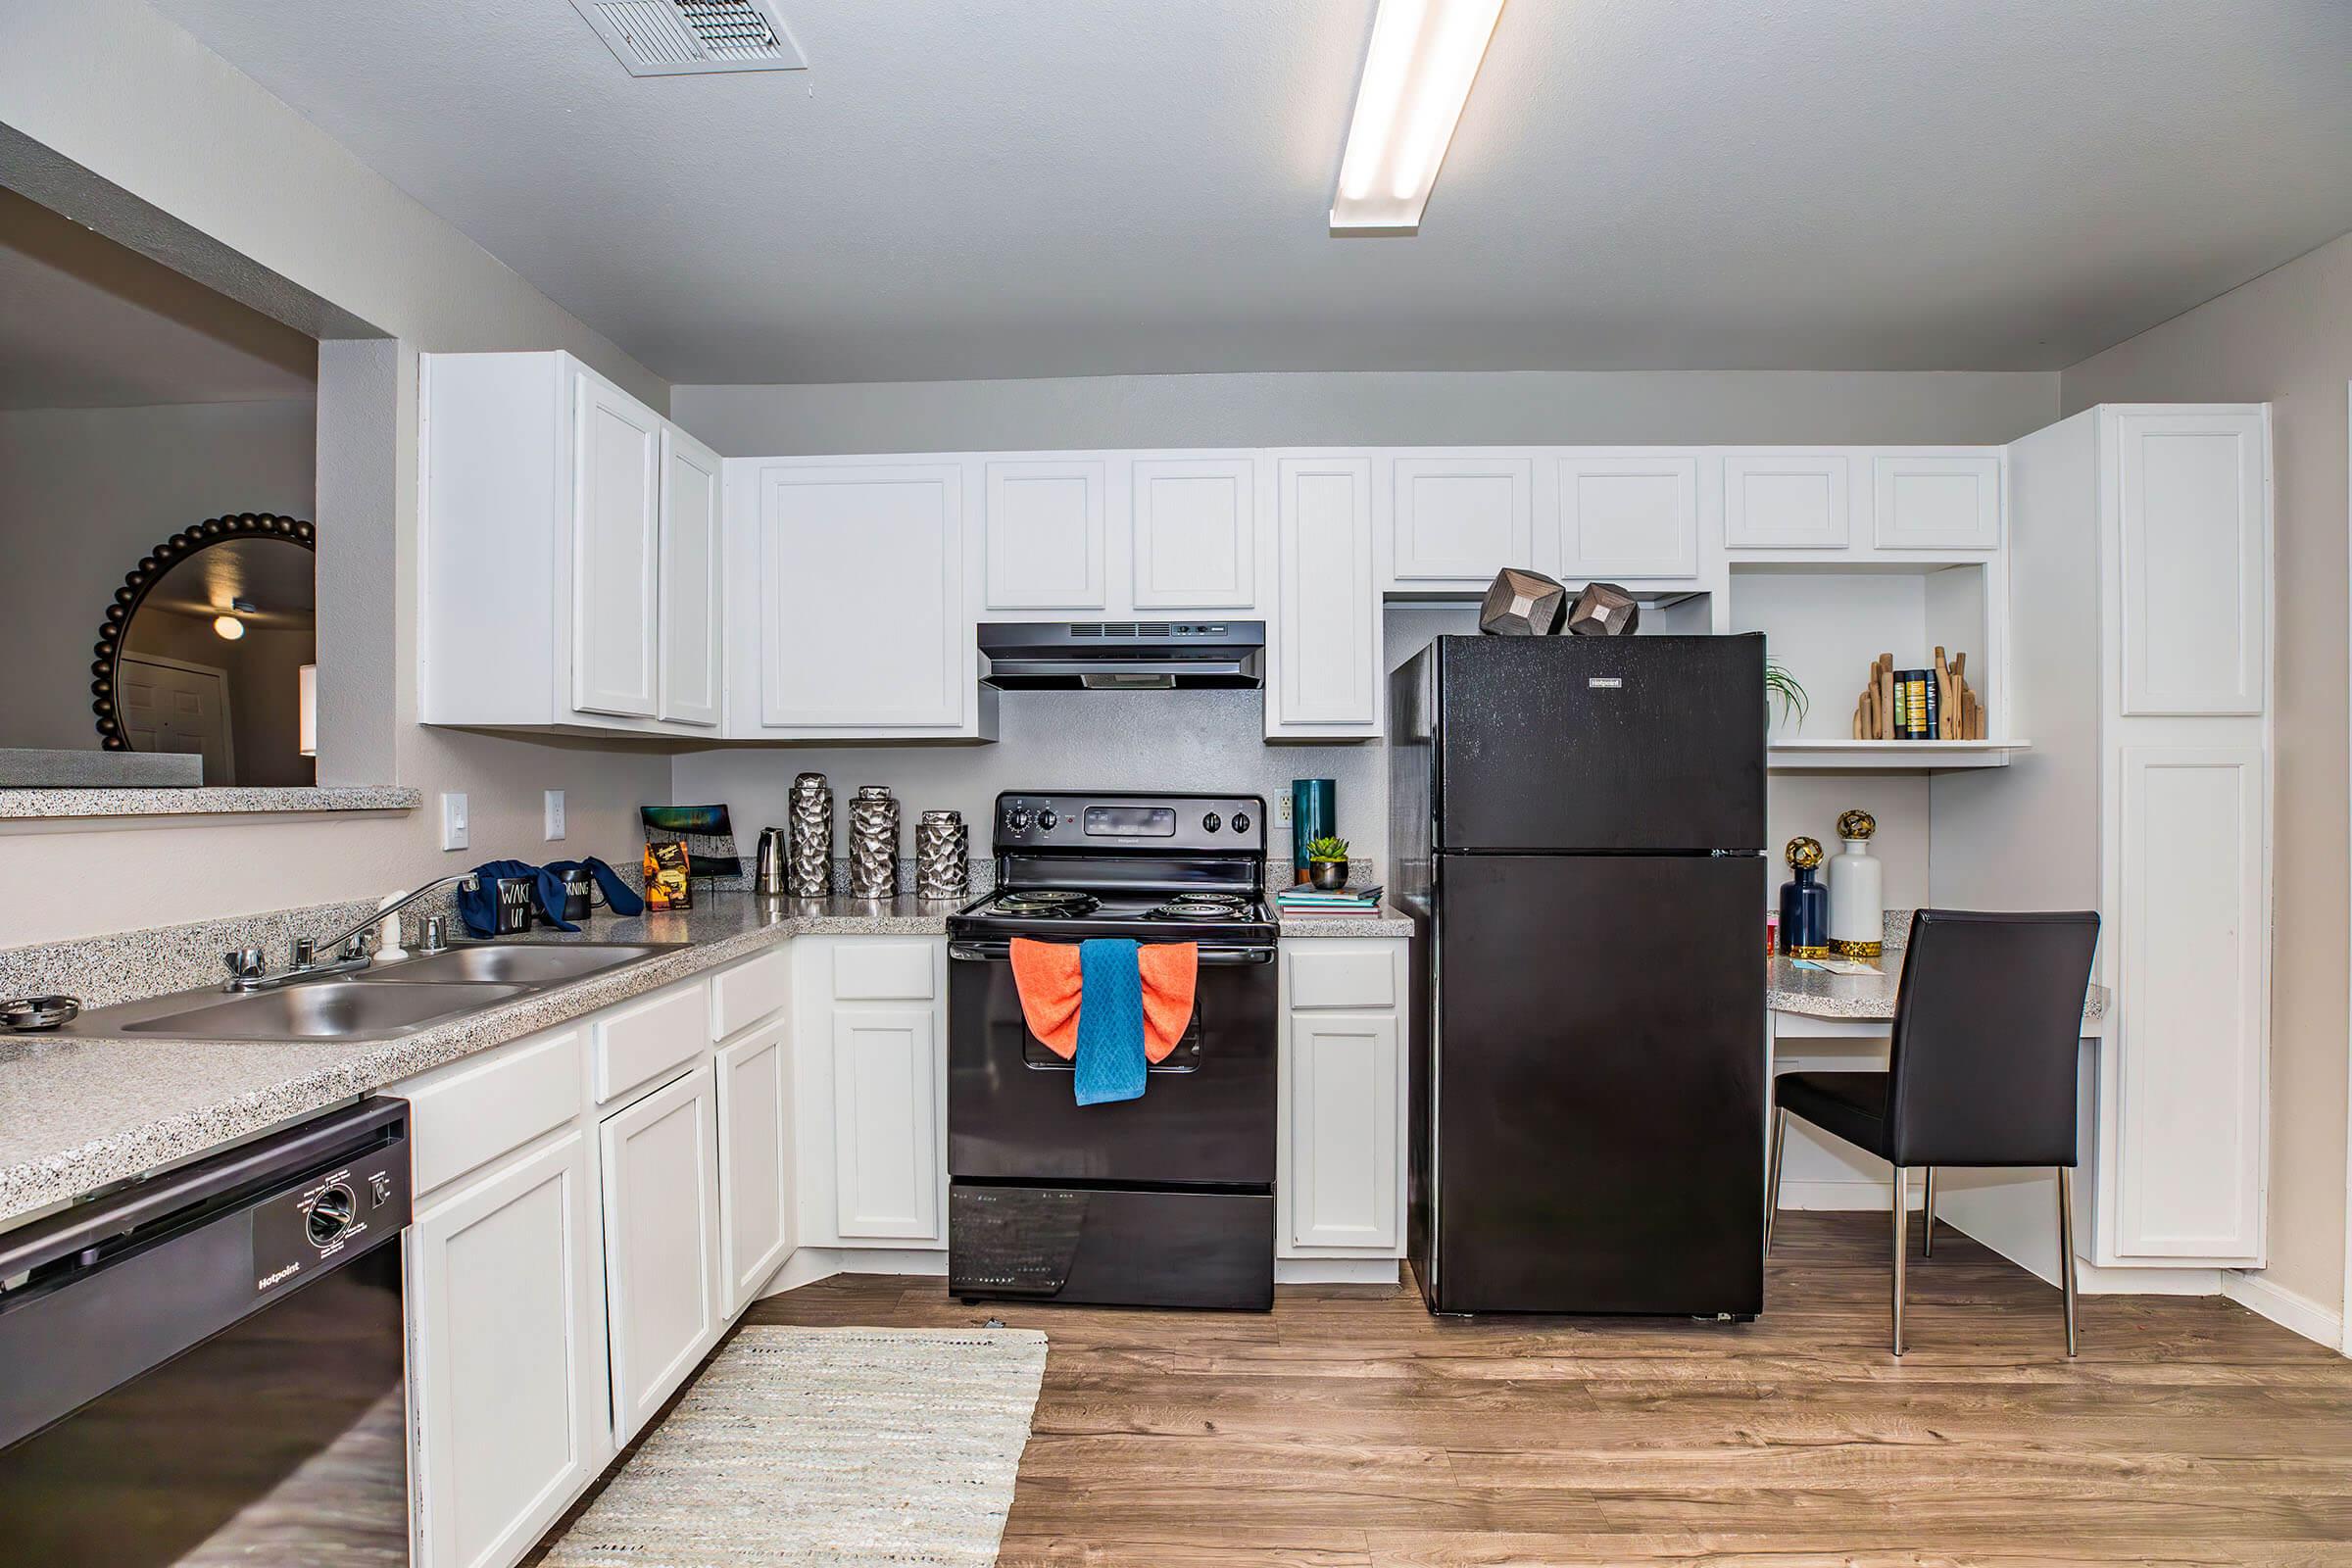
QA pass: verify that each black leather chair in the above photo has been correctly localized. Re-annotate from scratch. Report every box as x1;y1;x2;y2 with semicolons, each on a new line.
1767;908;2100;1355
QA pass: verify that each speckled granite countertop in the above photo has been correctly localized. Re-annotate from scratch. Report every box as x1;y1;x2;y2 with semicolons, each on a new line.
1768;954;2110;1022
1276;907;1414;938
0;894;952;1232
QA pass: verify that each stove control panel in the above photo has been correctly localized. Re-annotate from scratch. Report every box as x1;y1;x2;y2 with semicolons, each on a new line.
994;793;1266;854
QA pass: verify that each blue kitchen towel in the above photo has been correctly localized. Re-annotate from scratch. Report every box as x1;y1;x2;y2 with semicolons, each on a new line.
456;859;573;936
1073;938;1147;1105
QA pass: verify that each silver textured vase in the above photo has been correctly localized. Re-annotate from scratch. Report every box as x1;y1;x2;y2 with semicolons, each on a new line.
916;809;968;900
787;772;832;898
848;785;901;899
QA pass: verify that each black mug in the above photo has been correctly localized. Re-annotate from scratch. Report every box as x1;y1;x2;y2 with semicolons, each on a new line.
493;876;538;935
560;870;609;924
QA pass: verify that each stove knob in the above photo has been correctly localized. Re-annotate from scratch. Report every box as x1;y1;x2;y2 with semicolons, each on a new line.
1008;809;1033;834
1039;809;1057;831
1232;811;1250;833
1201;811;1221;833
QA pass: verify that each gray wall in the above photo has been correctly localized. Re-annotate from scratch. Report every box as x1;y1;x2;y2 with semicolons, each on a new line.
0;400;316;752
672;369;2058;457
2062;228;2352;1320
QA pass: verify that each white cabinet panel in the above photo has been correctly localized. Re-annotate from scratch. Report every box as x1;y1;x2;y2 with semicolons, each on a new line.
1270;456;1378;734
571;374;662;717
1723;452;1850;550
1551;455;1700;579
1286;1012;1401;1251
831;1006;941;1241
2113;746;2266;1262
658;427;723;727
757;464;967;729
1132;456;1256;609
984;458;1106;610
1392;456;1533;582
600;1064;721;1443
1872;454;2000;551
404;1027;584;1200
717;1021;793;1315
2116;412;2267;715
409;1130;606;1568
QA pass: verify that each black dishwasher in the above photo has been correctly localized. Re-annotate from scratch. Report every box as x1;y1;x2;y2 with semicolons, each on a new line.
0;1098;413;1566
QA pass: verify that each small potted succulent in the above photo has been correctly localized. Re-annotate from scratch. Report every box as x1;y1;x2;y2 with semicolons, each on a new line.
1305;836;1350;892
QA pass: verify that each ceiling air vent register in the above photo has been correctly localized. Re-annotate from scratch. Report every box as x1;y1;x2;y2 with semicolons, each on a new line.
568;0;806;76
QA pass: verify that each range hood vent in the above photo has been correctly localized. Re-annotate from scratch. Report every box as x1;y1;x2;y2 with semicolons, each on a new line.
570;0;806;75
980;621;1264;692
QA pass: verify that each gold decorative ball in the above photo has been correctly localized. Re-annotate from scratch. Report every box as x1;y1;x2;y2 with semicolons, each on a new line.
1786;835;1824;871
1836;808;1878;842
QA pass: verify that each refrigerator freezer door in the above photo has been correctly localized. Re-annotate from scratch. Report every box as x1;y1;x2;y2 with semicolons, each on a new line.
1435;634;1765;853
1426;851;1766;1314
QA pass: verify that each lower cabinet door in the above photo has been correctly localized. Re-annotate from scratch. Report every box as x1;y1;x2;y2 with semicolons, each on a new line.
408;1130;608;1568
1283;1010;1402;1252
831;1005;942;1242
717;1021;794;1315
601;1063;722;1444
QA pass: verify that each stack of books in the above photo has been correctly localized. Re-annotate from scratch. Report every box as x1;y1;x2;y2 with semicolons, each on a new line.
1274;884;1385;917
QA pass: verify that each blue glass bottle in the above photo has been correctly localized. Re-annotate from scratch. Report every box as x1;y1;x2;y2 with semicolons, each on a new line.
1779;836;1829;958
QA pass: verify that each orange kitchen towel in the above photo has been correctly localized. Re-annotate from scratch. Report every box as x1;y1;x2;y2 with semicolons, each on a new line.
1009;937;1198;1064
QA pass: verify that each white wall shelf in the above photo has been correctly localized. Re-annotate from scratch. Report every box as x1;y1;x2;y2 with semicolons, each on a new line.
1767;738;2031;772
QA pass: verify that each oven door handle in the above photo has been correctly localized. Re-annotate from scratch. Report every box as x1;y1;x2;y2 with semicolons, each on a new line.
949;940;1274;966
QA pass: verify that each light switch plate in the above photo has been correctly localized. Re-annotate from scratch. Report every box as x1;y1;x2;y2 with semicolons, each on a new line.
439;792;469;852
543;789;566;841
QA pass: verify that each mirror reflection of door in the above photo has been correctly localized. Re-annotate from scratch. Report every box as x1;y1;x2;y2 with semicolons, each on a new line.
120;653;236;782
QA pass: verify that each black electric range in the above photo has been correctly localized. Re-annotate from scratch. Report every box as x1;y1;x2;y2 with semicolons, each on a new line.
945;792;1277;1310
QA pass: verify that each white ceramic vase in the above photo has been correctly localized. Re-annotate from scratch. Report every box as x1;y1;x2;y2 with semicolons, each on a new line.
1826;834;1884;957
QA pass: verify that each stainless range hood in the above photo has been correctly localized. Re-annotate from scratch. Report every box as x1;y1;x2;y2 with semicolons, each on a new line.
979;621;1264;691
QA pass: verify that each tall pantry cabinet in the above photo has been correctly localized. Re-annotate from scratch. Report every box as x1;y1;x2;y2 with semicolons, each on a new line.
1931;405;2273;1271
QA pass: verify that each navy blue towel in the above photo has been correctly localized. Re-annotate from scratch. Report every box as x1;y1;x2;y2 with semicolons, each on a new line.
456;859;571;937
543;856;646;919
1073;938;1147;1105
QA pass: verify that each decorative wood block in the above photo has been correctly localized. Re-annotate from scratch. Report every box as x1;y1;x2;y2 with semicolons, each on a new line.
1477;567;1566;636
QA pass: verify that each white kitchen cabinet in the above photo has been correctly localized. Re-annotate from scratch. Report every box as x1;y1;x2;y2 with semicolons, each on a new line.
1268;455;1380;738
1391;454;1533;583
1550;453;1700;580
1278;939;1409;1259
750;460;985;736
2114;411;2267;716
1131;455;1258;609
408;1130;608;1568
658;427;723;727
830;1006;941;1241
1722;452;1852;550
717;1019;794;1314
599;1063;722;1444
418;350;718;736
983;457;1107;611
1873;453;2001;551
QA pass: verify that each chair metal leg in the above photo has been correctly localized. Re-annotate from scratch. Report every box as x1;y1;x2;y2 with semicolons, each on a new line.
2058;1165;2079;1357
1922;1166;1936;1256
1890;1165;1907;1356
1764;1105;1788;1255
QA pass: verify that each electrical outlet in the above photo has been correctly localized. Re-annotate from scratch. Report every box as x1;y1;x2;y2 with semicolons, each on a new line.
1276;795;1294;826
543;789;566;841
439;792;469;852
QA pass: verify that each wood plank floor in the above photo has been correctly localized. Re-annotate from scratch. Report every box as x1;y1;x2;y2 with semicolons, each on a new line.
561;1213;2352;1566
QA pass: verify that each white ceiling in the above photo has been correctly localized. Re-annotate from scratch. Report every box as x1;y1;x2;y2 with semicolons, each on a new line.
146;0;2352;384
0;189;317;409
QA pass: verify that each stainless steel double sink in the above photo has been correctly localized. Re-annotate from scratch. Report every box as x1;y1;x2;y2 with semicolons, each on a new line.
66;943;687;1042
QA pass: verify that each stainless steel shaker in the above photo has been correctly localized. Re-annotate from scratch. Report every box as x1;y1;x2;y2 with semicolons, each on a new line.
754;826;788;896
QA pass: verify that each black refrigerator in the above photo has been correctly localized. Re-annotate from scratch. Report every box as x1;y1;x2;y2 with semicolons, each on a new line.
1389;632;1767;1317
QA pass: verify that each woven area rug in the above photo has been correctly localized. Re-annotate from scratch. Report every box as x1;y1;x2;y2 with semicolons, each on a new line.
543;1326;1047;1567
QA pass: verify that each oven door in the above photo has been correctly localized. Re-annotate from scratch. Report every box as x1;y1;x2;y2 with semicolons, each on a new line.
947;939;1277;1187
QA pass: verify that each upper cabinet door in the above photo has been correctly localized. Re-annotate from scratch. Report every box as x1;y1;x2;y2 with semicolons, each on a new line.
1392;455;1533;583
1132;456;1257;609
1723;452;1850;550
658;428;723;727
1551;454;1700;580
571;374;662;717
1872;453;2000;551
757;463;967;729
1270;456;1379;735
2115;411;2268;716
983;458;1106;611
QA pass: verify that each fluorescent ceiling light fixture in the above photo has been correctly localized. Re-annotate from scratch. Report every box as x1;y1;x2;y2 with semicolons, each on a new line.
1332;0;1506;233
213;613;246;641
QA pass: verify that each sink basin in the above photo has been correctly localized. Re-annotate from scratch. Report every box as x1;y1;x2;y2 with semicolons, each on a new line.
356;943;683;986
113;981;532;1040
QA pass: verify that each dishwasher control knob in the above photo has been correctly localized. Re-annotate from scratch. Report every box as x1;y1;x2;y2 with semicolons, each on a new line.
1232;811;1250;832
1201;811;1221;833
306;1183;357;1249
1039;809;1057;830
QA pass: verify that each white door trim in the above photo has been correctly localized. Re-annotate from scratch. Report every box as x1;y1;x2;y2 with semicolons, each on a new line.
2342;381;2351;1354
